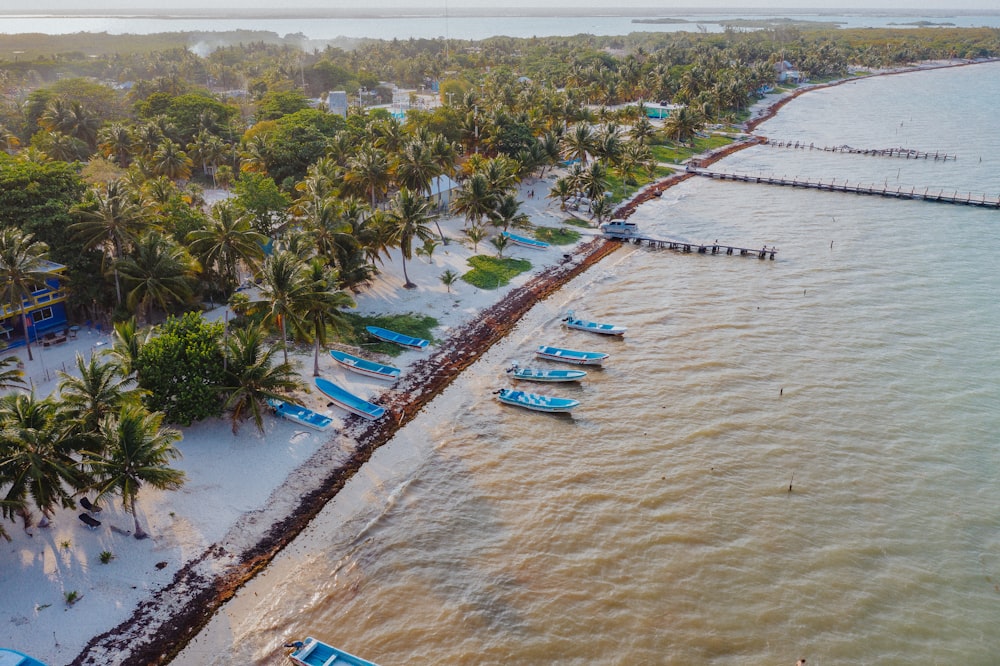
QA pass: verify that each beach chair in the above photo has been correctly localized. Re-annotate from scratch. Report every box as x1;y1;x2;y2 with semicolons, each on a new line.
80;497;102;513
78;513;101;529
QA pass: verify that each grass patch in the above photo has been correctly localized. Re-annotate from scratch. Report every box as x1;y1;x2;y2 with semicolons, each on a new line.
652;134;735;164
534;226;581;245
340;312;439;356
462;255;532;290
561;217;593;229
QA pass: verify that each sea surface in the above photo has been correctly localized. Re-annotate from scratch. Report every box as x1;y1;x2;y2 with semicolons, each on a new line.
173;62;1000;665
3;11;1000;40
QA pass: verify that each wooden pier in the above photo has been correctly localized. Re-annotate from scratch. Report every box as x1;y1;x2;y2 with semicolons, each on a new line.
605;232;777;260
689;168;1000;209
764;139;956;161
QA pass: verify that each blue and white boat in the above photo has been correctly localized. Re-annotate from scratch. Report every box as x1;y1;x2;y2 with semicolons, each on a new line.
562;310;627;337
506;361;587;383
315;377;386;420
286;637;378;666
0;648;48;666
330;349;401;381
365;325;429;350
536;345;609;366
266;399;334;431
501;230;550;249
495;388;580;413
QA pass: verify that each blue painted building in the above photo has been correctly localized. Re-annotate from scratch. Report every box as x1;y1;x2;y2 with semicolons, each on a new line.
0;260;69;350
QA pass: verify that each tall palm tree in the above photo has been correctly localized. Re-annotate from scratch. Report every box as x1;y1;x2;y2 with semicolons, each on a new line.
0;228;59;362
220;322;304;433
561;122;595;166
345;144;390;209
0;392;85;529
116;231;198;324
106;317;150;380
387;188;437;289
299;259;356;376
150;139;193;181
450;172;495;230
489;192;529;232
57;353;138;437
0;356;26;392
253;250;311;365
97;122;134;168
70;178;148;306
187;201;266;295
84;404;184;539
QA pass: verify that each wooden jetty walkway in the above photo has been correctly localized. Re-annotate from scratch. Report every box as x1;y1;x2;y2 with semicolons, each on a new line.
604;230;777;260
764;139;956;161
689;167;1000;209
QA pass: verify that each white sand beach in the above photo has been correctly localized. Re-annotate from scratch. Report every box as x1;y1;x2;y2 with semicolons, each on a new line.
0;172;607;665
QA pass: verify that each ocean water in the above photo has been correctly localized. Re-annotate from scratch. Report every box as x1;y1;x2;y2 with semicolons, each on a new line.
3;12;1000;40
174;63;1000;665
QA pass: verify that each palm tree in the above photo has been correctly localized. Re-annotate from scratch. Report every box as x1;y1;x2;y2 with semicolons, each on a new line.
150;139;193;181
489;193;529;232
0;392;85;529
97;122;134;168
450;173;495;230
298;259;356;377
253;251;310;365
220;322;304;433
439;269;459;293
116;231;198;324
663;106;704;144
490;233;510;259
561;122;595;165
187;201;266;295
57;353;138;436
387;188;437;289
84;404;184;539
0;356;26;392
0;228;59;362
106;317;150;380
345;145;390;209
70;178;148;306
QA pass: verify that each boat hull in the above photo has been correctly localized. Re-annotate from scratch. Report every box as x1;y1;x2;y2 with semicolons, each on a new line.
536;345;608;366
506;366;587;382
329;350;401;381
0;648;49;666
266;399;333;431
496;388;579;413
501;230;550;249
314;377;385;420
288;637;378;666
563;311;627;336
365;325;429;350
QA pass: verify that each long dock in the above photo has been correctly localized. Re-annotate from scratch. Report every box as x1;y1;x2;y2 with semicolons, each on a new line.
689;167;1000;209
764;139;956;161
604;231;777;260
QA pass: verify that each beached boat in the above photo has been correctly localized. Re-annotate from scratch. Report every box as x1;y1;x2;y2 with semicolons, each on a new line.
505;361;587;383
314;377;386;420
0;648;48;666
501;230;550;249
536;345;609;366
562;310;627;337
266;399;334;431
286;637;378;666
495;388;580;413
365;325;429;350
329;349;401;381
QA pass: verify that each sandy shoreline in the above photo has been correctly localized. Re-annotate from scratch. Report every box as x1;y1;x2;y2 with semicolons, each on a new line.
2;56;991;666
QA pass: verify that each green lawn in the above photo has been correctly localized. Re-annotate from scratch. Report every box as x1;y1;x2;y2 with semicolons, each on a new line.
651;134;735;164
341;312;439;356
534;226;582;245
462;255;532;289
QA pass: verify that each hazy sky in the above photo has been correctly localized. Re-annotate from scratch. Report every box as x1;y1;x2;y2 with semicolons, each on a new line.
12;1;1000;11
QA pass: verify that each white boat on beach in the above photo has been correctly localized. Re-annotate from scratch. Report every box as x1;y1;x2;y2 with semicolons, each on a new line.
494;388;580;413
506;361;587;382
329;349;401;381
536;345;609;366
562;310;627;337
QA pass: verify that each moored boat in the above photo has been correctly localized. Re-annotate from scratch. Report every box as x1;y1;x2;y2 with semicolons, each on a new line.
365;325;429;350
562;310;627;337
495;388;580;413
0;648;48;666
330;349;401;381
506;361;587;382
501;230;550;249
536;344;609;366
266;399;334;431
286;637;378;666
314;377;386;420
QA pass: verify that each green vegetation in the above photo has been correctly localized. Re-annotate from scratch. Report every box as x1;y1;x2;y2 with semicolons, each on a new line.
99;550;114;564
462;255;532;290
534;226;581;245
342;312;438;356
561;217;593;229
